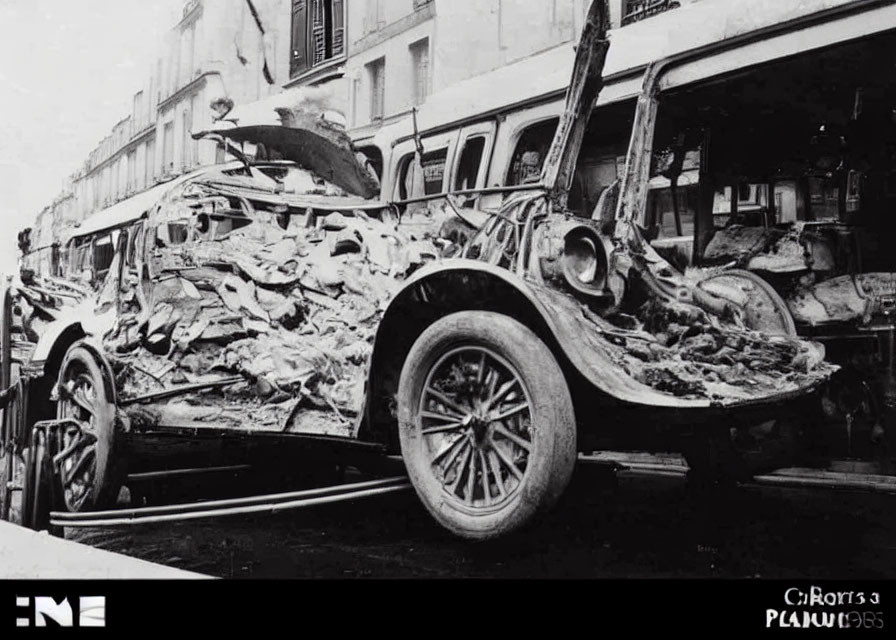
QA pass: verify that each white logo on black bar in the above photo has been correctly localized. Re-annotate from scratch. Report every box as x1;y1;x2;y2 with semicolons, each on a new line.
15;596;105;628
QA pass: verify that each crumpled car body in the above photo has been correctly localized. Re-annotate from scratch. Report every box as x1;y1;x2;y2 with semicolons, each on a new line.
3;1;839;538
15;178;835;443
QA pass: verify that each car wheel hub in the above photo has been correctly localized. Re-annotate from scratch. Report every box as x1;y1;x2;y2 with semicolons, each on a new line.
417;346;535;513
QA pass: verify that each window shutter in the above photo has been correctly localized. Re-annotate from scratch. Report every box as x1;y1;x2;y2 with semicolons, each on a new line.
310;0;327;66
291;0;310;77
332;0;345;57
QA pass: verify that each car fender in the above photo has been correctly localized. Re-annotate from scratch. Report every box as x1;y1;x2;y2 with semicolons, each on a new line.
30;319;86;373
369;259;712;410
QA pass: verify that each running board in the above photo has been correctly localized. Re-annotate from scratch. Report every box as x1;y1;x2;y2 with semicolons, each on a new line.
579;453;896;495
50;476;411;529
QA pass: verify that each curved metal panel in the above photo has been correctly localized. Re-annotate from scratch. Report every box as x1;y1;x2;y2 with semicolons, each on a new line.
29;320;84;369
373;259;711;409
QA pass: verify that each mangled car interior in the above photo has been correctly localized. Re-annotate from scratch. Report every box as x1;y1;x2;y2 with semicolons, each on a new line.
633;30;896;468
7;0;889;540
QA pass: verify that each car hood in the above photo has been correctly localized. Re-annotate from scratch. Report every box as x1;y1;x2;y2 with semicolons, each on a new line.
201;107;380;200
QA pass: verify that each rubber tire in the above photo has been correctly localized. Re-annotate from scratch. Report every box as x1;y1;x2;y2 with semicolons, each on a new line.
397;311;577;540
57;344;120;512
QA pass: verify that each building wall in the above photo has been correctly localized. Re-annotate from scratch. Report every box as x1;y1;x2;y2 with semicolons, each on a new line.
344;0;593;133
344;0;703;136
346;0;436;132
40;0;295;243
345;0;436;133
434;0;588;90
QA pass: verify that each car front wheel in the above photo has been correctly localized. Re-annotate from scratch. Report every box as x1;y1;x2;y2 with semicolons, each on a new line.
397;311;576;540
56;343;120;512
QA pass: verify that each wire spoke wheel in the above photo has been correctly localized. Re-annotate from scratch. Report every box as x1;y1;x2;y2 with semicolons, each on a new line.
56;345;118;513
399;312;576;540
422;347;534;511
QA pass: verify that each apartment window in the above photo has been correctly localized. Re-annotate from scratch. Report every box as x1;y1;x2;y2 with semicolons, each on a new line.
147;77;155;124
127;151;137;194
182;109;193;169
162;121;174;174
110;165;118;203
133;91;144;132
351;76;361;126
368;57;386;121
119;158;128;199
409;38;431;106
291;0;345;78
181;25;196;86
146;138;156;185
169;43;180;95
364;0;385;33
155;59;163;105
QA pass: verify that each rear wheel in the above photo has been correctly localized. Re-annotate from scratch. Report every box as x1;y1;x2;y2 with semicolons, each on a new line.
56;343;121;512
398;312;577;540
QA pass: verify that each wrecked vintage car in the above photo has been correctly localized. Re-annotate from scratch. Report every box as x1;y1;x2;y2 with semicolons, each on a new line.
1;1;836;540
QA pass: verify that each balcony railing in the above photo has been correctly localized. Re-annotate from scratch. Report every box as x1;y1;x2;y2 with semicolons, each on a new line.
622;0;681;26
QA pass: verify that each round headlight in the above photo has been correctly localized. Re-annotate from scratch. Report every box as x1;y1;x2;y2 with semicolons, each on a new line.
564;235;599;285
561;227;609;298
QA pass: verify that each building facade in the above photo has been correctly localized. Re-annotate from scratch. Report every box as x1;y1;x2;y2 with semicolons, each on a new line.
31;0;698;260
344;0;699;140
32;0;295;253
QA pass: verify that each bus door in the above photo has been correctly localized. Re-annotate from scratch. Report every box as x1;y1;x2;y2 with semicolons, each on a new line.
448;121;497;209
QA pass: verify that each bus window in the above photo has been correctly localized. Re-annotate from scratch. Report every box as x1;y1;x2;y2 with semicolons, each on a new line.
396;153;416;200
396;148;449;199
454;136;487;191
421;149;448;194
507;119;559;186
648;187;697;239
93;233;116;283
125;223;143;269
358;145;384;183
